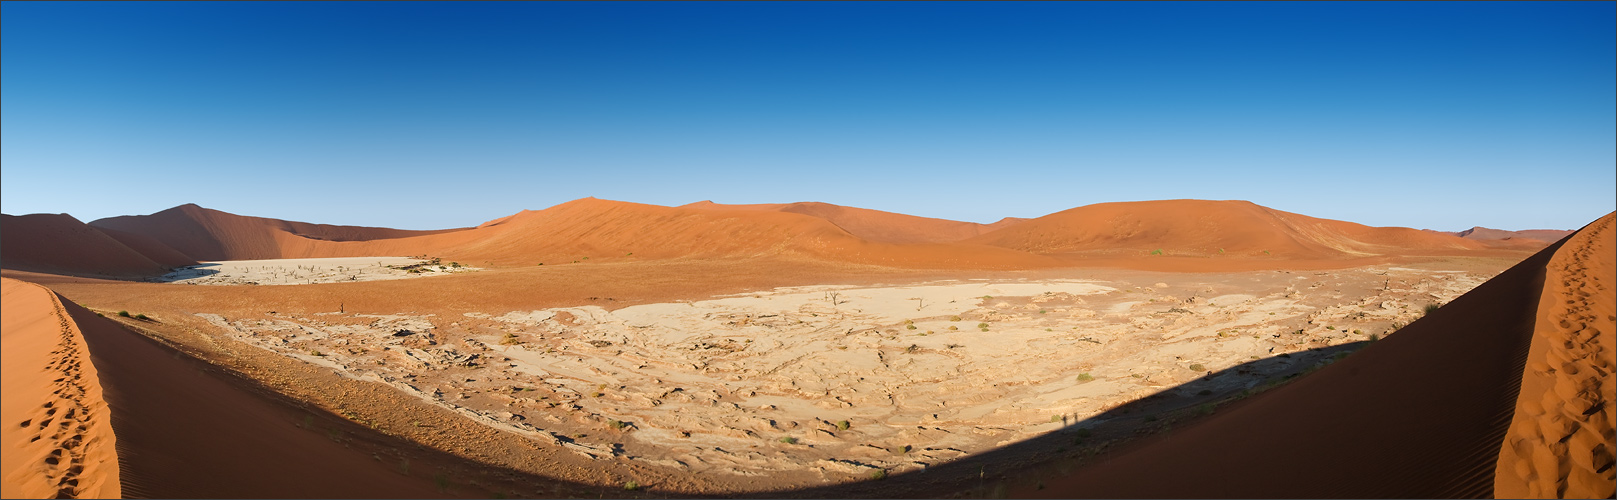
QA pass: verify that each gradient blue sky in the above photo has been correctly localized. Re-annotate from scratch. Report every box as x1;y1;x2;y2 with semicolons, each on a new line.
3;2;1613;231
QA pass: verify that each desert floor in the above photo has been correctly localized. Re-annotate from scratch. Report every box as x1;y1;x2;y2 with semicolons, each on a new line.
15;254;1525;495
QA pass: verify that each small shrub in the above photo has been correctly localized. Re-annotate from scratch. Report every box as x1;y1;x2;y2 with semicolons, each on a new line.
1039;309;1047;314
977;323;989;329
118;310;131;317
1075;373;1094;382
1423;303;1441;315
1369;333;1380;341
609;420;627;430
906;344;919;353
1198;404;1215;416
948;326;958;331
869;469;887;480
949;315;962;321
95;312;104;317
892;444;911;455
906;324;917;330
779;436;797;444
1326;326;1336;330
1051;415;1061;423
836;420;850;431
310;350;325;357
1150;248;1163;255
500;332;520;345
623;481;640;491
1188;363;1205;372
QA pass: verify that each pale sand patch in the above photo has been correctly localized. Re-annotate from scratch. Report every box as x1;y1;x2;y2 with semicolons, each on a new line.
190;268;1497;483
156;257;480;286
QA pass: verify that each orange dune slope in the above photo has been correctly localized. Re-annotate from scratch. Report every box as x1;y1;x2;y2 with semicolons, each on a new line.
1;214;183;278
1496;213;1615;498
432;198;1054;269
1;279;120;499
87;203;470;261
1;277;455;498
970;199;1487;259
682;200;1026;244
1022;212;1613;498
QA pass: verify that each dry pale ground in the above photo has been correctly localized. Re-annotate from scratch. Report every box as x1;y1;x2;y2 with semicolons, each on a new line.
155;257;479;286
154;260;1499;488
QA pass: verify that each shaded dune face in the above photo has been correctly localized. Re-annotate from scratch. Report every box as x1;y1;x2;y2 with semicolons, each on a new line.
0;214;180;277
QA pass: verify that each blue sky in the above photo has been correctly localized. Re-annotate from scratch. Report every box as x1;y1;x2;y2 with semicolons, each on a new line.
3;2;1612;231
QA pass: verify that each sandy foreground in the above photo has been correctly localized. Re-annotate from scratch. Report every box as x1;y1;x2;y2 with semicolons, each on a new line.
184;261;1492;483
1;279;119;499
155;257;479;285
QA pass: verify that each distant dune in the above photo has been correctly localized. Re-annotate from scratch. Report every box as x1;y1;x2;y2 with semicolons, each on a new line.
1021;212;1614;498
969;199;1487;259
0;214;185;277
88;203;470;261
682;200;1025;244
40;198;1530;275
1424;226;1576;250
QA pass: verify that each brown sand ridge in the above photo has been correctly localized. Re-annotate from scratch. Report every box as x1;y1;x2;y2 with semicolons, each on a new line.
1;278;119;499
69;198;1525;276
1011;212;1613;498
0;214;186;278
1496;213;1615;498
682;200;1027;244
971;199;1489;259
87;203;471;261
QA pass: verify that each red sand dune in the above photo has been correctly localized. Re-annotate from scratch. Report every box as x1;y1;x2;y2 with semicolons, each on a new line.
0;214;181;278
1;279;120;499
1450;226;1574;243
69;198;1514;274
1018;212;1614;498
1;277;455;498
1496;213;1614;498
682;200;1026;244
90;227;198;269
970;199;1487;259
88;204;470;261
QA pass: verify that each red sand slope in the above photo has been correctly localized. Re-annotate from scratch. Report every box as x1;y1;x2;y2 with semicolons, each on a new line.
971;199;1487;259
1;279;120;499
73;198;1513;273
0;214;174;277
1019;215;1602;498
1496;213;1615;498
88;204;469;261
90;227;198;269
682;200;1025;244
11;279;453;498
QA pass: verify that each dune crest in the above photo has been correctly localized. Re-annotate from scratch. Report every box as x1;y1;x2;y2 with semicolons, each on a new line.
88;203;470;261
1;278;120;499
1496;212;1616;498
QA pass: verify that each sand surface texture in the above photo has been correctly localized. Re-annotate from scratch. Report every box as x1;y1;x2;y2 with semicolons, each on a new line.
1497;213;1616;498
190;264;1491;482
1;278;120;499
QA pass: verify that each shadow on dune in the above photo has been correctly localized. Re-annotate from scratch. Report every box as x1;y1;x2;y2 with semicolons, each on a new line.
751;342;1371;499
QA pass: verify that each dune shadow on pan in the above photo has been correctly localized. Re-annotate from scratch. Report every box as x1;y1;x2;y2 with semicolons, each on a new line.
752;341;1371;499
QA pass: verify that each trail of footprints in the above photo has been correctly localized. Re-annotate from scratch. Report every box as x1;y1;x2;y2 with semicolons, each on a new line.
15;298;96;499
1508;215;1616;498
